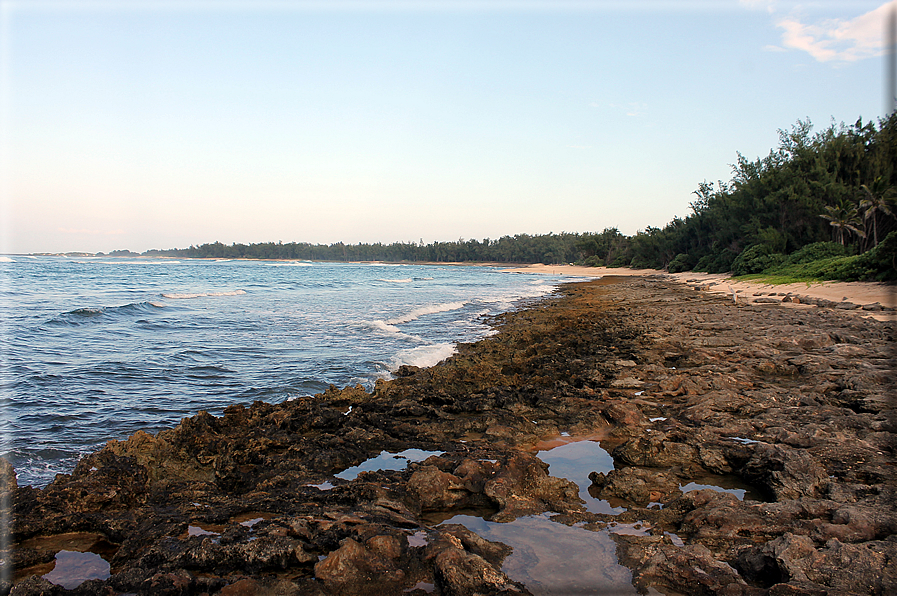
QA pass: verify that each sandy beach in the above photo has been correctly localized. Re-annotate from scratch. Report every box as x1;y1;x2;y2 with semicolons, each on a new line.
504;264;897;320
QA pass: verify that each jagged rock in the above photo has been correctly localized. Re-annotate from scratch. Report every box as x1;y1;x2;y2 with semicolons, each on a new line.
482;454;582;521
613;433;698;469
431;536;528;596
314;537;406;592
741;445;828;500
619;538;756;596
736;533;897;594
588;467;680;506
407;466;468;511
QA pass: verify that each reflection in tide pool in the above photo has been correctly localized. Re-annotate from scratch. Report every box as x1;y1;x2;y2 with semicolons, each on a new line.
441;514;637;595
42;550;111;589
335;449;444;481
680;472;767;502
536;438;623;515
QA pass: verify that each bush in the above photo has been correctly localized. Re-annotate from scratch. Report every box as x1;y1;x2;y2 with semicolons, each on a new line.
731;244;785;276
667;253;695;273
824;231;897;281
782;242;847;265
738;232;897;282
857;230;897;281
694;249;739;274
609;255;630;268
629;257;653;269
581;255;605;267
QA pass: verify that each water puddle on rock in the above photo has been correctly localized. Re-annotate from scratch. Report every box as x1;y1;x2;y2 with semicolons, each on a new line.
186;523;225;539
440;513;637;595
15;532;117;587
680;473;767;502
535;435;623;515
335;448;444;481
42;550;111;589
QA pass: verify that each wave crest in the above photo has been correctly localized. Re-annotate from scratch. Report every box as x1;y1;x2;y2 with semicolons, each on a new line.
387;301;466;325
391;343;456;370
161;290;247;299
50;302;164;325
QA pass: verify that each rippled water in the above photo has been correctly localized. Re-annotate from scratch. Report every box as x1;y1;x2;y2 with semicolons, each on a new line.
1;256;574;487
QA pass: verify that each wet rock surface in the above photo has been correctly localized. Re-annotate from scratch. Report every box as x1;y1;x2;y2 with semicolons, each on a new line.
5;276;896;595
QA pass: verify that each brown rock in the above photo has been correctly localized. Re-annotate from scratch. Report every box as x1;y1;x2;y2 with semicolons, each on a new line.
407;466;468;511
433;546;527;596
314;538;405;590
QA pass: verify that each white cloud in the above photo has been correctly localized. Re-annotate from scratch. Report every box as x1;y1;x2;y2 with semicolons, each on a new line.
776;1;896;63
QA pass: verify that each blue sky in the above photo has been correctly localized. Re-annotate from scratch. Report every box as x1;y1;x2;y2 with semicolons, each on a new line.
2;0;894;254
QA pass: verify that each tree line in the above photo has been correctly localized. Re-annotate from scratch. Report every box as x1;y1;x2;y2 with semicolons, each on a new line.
582;113;896;276
142;113;896;279
144;233;588;264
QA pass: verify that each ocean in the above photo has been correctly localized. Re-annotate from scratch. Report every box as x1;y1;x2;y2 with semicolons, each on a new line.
0;256;577;488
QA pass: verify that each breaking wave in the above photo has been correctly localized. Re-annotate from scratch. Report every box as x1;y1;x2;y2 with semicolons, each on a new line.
390;343;457;370
387;301;467;325
161;290;247;299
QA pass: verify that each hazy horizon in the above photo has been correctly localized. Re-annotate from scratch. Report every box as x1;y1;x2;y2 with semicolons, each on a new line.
3;0;894;254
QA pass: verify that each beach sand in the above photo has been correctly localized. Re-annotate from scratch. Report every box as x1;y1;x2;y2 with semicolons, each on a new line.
503;264;897;320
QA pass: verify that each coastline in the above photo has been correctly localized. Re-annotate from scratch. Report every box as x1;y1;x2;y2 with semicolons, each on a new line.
5;275;895;595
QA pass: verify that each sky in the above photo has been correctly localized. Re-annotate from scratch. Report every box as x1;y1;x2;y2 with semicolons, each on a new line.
1;0;894;254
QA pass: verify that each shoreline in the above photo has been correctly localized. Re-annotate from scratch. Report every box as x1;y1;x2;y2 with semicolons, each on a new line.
5;275;894;595
505;263;897;320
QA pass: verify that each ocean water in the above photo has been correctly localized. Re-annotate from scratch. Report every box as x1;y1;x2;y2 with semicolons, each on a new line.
0;256;575;488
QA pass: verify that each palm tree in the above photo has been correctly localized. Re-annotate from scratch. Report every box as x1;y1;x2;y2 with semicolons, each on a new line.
859;179;895;248
820;198;866;247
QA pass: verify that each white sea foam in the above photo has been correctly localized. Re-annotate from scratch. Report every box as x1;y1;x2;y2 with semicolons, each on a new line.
391;343;456;370
370;320;403;334
0;256;13;262
271;262;313;267
379;278;413;283
366;320;424;343
387;301;467;325
161;290;247;299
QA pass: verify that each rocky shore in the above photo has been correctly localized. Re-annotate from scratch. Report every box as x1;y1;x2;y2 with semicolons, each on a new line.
3;275;895;595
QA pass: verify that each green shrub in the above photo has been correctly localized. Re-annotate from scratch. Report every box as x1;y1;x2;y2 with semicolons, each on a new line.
667;253;695;273
693;254;713;272
609;255;630;268
731;244;785;276
823;231;897;281
856;230;897;281
693;248;739;274
782;242;847;265
629;257;653;269
739;232;897;283
581;255;605;267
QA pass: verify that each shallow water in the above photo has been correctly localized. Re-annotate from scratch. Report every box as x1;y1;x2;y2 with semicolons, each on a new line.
42;551;111;589
440;513;637;595
680;472;767;501
536;436;623;515
334;448;444;481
